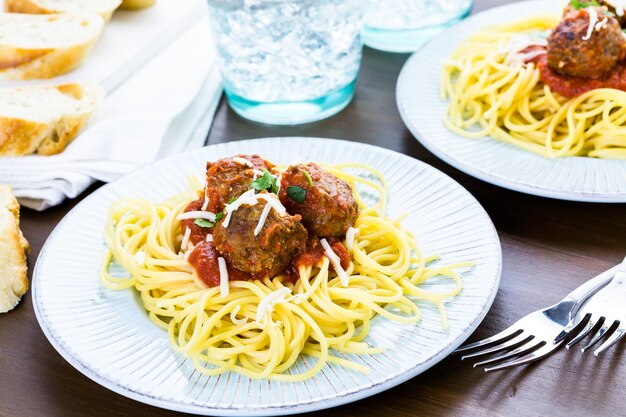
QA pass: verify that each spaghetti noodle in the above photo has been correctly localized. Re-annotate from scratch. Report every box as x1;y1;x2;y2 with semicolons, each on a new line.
442;15;626;159
101;163;470;381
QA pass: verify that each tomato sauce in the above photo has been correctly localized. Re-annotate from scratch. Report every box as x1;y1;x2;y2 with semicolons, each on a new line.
289;238;350;276
187;241;220;287
529;52;626;98
181;198;212;246
187;241;254;287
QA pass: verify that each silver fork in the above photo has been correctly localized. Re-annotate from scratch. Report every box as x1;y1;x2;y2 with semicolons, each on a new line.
455;264;620;372
562;257;626;356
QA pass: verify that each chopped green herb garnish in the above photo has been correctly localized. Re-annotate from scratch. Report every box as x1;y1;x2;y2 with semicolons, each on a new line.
286;186;307;203
195;218;214;228
251;169;278;194
570;0;600;10
194;212;224;229
227;196;237;204
302;170;313;186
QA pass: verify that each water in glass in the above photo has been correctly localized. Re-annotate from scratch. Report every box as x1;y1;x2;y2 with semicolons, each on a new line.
208;0;364;125
363;0;473;52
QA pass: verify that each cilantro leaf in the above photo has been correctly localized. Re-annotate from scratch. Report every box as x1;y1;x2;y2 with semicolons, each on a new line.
570;0;600;9
251;169;278;194
195;218;214;228
287;186;307;203
302;169;313;186
194;212;224;229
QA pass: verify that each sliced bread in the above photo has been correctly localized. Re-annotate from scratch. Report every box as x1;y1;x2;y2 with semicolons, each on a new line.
4;0;122;21
0;82;104;156
0;13;105;80
0;184;29;314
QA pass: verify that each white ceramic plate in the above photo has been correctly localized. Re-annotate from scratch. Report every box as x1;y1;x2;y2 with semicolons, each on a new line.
397;0;626;203
33;137;501;416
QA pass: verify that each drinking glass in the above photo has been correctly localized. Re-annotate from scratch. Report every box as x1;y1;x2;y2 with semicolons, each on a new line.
363;0;473;52
207;0;364;125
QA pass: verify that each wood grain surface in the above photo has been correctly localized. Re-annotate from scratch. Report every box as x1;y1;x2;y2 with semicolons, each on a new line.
3;1;626;416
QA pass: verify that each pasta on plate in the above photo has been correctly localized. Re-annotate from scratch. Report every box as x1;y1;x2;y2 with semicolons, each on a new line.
101;155;470;381
442;3;626;159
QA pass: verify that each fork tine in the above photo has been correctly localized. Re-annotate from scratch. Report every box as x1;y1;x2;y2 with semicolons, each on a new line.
461;334;534;360
566;319;597;349
582;320;617;353
594;326;625;356
554;313;592;345
472;341;544;368
454;328;523;354
484;341;554;373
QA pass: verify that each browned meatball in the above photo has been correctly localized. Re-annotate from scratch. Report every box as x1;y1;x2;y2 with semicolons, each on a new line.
205;155;274;213
213;199;307;278
278;163;358;238
547;7;626;79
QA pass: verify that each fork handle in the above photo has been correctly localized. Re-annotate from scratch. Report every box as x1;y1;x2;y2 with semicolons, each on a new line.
562;265;620;314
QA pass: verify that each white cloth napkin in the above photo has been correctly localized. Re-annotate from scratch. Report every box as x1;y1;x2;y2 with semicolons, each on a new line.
0;4;222;211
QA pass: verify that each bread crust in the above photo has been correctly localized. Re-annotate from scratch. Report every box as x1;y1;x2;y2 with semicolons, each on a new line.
5;0;120;21
0;185;29;314
120;0;155;10
0;117;49;156
4;0;45;14
0;27;103;80
0;83;104;156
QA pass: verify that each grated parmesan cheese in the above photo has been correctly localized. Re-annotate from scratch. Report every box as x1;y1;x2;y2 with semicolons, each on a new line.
582;7;599;41
255;287;292;325
320;238;349;287
502;34;548;65
596;16;609;31
254;203;273;236
201;186;210;211
252;169;264;180
177;210;217;222
218;257;229;297
181;227;191;250
230;305;248;325
222;189;287;230
233;156;254;167
519;49;547;64
345;227;358;252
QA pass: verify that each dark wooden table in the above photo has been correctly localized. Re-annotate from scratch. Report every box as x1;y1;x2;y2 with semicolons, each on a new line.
4;1;626;416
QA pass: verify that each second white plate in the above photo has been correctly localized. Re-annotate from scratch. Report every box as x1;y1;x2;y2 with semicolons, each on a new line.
397;0;626;203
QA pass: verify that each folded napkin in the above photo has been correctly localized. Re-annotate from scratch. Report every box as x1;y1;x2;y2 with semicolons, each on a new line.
0;5;222;211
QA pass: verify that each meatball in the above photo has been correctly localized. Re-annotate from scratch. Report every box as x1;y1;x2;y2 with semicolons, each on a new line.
205;154;274;213
547;7;626;79
278;163;358;238
213;199;307;278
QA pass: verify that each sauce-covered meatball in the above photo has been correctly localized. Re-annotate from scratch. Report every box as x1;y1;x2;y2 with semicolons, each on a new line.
213;199;307;278
205;155;273;213
547;7;626;79
278;163;358;238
